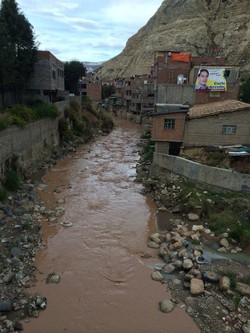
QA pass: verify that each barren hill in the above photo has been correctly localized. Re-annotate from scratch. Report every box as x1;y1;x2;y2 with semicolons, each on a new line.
97;0;250;79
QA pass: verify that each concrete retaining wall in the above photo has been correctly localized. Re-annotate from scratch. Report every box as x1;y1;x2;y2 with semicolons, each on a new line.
0;118;59;176
152;153;250;192
0;96;83;177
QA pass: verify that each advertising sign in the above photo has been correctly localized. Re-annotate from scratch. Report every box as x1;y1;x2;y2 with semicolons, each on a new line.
195;68;227;91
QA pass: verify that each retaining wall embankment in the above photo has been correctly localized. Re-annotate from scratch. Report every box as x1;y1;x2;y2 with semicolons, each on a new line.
0;96;82;177
152;153;250;192
0;118;59;176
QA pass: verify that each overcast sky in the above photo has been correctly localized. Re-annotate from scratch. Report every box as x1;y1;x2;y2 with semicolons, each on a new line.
17;0;163;63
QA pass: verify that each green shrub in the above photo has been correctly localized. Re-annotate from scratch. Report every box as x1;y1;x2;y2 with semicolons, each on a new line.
69;100;80;112
0;189;7;202
4;170;22;191
6;104;34;122
208;211;235;235
0;113;15;130
33;103;60;119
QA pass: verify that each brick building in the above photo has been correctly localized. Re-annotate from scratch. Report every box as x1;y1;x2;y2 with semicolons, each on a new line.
151;100;250;155
78;78;102;102
153;51;240;106
26;51;65;102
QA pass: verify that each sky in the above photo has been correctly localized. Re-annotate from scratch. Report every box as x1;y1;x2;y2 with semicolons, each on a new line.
17;0;163;63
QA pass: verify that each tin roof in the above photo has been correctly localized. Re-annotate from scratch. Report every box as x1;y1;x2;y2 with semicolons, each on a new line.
188;100;250;119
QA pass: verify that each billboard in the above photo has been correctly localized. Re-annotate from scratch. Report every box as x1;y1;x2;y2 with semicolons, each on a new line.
195;68;227;91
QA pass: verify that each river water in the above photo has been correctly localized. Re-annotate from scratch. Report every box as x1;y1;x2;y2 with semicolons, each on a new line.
23;118;200;333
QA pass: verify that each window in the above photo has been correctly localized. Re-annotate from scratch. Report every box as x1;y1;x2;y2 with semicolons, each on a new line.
222;125;236;135
224;70;230;78
52;70;56;80
164;118;175;129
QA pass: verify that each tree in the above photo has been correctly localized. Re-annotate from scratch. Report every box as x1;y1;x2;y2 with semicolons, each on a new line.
102;84;115;99
0;0;37;108
64;61;86;95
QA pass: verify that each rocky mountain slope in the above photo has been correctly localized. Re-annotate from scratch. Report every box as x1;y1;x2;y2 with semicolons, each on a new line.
97;0;250;79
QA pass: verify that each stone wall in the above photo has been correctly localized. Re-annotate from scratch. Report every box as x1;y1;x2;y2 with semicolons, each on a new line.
152;153;250;192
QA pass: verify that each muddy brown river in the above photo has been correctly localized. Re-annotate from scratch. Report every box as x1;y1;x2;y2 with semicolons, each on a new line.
23;118;200;333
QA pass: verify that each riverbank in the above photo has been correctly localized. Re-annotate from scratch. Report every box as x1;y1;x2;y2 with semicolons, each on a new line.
135;143;250;333
0;114;249;333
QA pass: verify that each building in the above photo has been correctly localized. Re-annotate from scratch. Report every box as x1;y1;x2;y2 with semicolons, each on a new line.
153;51;240;107
78;77;102;102
26;51;65;102
151;100;250;155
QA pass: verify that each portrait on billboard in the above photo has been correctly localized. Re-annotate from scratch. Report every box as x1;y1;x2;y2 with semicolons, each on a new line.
195;68;227;92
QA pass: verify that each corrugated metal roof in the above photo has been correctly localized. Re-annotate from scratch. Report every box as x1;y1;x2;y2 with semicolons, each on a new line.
188;100;250;119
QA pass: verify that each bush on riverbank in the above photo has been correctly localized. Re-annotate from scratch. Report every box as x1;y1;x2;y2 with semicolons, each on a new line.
0;101;60;130
59;98;114;142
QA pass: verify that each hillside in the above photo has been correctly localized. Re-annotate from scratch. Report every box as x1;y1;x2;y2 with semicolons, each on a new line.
97;0;250;79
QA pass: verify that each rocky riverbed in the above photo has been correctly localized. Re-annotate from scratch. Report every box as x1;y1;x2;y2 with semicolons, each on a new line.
136;155;250;333
0;125;249;333
0;142;79;332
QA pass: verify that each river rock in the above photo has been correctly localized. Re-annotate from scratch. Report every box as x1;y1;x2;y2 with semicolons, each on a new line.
2;271;15;283
220;238;230;249
150;233;162;244
217;247;227;253
183;259;193;270
192;225;204;232
148;241;160;249
159;299;175;313
163;263;176;274
151;271;164;282
242;320;250;333
188;213;200;221
190;278;204;295
220;276;231;291
236;283;250;297
0;300;13;312
170;241;183;250
11;247;23;258
202;271;220;283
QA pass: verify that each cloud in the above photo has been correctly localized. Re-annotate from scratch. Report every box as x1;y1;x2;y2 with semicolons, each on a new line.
17;0;163;62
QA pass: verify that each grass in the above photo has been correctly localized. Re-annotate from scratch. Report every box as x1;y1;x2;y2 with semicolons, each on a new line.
176;181;250;246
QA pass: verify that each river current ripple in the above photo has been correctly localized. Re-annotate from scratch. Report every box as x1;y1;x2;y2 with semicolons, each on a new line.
23;118;199;333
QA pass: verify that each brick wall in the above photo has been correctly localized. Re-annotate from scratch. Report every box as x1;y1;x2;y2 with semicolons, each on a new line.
151;113;187;142
194;84;240;104
184;110;250;147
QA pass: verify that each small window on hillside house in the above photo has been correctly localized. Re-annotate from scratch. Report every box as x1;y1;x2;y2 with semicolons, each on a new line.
222;125;236;135
164;118;175;129
52;70;56;79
